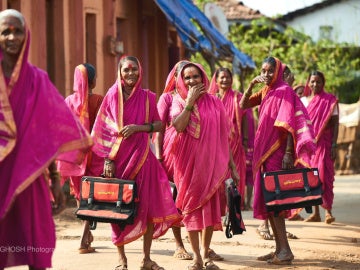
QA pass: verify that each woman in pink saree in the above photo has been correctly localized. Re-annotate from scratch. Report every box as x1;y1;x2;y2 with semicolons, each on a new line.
154;60;195;261
57;63;103;253
302;71;339;224
0;9;92;269
209;67;247;211
240;57;316;265
169;62;238;270
89;56;180;270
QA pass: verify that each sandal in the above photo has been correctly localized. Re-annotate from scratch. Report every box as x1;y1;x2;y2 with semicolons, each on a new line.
186;261;202;270
208;248;224;261
286;231;298;239
140;260;164;270
267;254;293;265
325;214;335;224
304;214;321;222
204;259;220;270
173;247;193;260
115;265;128;270
256;227;273;240
257;252;275;261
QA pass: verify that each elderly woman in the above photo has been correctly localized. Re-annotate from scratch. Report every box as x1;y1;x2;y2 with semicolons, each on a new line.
240;57;316;265
302;71;339;224
0;9;92;269
89;56;181;270
209;67;247;211
168;62;238;270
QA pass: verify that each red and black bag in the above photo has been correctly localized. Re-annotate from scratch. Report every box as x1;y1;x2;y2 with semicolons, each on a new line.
75;176;138;230
261;168;323;215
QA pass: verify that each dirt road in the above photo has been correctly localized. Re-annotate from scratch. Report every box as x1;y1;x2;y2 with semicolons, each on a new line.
11;174;360;270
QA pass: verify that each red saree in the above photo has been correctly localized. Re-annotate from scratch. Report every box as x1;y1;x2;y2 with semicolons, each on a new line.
250;59;316;220
0;27;92;268
90;60;180;245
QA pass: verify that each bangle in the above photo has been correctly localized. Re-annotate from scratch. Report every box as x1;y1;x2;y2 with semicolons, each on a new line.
185;105;193;111
332;143;337;148
285;151;293;155
148;123;154;133
105;158;114;164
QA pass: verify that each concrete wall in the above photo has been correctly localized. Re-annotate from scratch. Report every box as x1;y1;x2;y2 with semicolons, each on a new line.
1;0;181;98
286;0;360;45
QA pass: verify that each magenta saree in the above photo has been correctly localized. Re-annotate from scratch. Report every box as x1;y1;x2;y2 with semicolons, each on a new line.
250;59;316;220
57;65;103;199
304;85;338;210
208;77;247;207
90;60;180;246
169;63;231;231
0;28;92;268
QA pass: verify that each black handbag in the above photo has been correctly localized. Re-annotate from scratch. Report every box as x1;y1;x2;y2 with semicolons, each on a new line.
224;178;246;238
261;168;323;215
75;176;138;230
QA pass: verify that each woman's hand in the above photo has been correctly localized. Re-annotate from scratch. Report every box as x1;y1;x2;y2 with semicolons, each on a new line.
251;75;267;85
331;145;337;160
120;124;138;138
51;178;66;216
186;83;206;106
103;159;115;178
282;152;294;170
231;167;240;186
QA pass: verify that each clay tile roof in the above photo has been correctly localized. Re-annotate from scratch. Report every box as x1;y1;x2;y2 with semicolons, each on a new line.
214;0;264;20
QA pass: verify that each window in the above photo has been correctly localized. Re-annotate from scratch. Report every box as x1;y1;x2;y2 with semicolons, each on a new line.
319;25;333;41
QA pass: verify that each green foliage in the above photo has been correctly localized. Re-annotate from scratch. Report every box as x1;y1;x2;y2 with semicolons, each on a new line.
227;18;360;103
189;3;360;103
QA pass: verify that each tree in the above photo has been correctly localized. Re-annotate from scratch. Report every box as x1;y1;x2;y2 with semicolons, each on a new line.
191;3;360;103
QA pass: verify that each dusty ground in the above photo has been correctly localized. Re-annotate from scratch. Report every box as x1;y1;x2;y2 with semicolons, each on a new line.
11;174;360;270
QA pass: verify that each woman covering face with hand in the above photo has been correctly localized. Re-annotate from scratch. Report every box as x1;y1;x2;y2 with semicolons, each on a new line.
169;62;237;270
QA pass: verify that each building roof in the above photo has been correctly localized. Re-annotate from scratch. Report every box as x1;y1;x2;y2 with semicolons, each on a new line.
280;0;342;21
214;0;264;20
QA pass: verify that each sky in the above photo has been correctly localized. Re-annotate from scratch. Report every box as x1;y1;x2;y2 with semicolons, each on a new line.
240;0;324;17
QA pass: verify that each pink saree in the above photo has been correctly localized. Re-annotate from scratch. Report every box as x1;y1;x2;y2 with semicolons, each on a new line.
0;27;92;268
90;59;180;246
57;65;103;199
250;59;316;220
304;84;338;210
209;76;247;208
157;92;176;179
245;108;256;186
169;63;231;231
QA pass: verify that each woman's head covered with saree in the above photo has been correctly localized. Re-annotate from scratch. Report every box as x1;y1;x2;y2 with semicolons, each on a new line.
0;9;93;269
175;62;209;101
91;56;146;160
252;56;316;172
303;70;326;97
208;67;233;95
163;60;190;93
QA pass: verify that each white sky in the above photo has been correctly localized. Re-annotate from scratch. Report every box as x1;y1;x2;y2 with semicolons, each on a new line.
240;0;324;17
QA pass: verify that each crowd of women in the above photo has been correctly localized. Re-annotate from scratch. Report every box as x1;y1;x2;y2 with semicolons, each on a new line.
0;9;339;270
